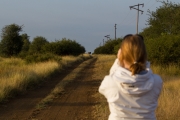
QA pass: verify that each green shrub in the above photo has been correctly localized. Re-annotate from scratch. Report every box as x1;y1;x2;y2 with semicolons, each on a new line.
145;35;180;65
94;38;122;54
43;38;85;56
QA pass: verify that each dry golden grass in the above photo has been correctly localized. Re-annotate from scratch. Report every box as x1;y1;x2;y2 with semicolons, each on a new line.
0;58;59;102
152;64;180;120
92;54;116;120
0;54;91;102
156;77;180;120
92;55;180;120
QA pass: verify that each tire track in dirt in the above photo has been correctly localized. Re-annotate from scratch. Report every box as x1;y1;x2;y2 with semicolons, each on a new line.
0;58;96;120
31;57;99;120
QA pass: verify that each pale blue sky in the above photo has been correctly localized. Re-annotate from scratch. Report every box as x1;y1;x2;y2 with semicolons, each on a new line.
0;0;179;52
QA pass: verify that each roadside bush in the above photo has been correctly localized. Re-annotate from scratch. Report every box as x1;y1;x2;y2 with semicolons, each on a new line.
43;38;85;56
18;34;31;58
94;38;122;54
28;36;49;54
145;35;180;65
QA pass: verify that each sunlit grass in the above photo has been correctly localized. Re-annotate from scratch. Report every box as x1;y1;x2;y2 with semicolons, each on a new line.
151;63;180;119
151;63;180;76
0;54;91;102
152;64;180;120
92;54;115;119
93;54;116;75
156;77;180;120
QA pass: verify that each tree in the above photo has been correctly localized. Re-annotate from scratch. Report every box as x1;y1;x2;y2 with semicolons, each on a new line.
21;33;30;52
0;24;23;57
141;1;180;38
29;36;49;54
19;33;31;58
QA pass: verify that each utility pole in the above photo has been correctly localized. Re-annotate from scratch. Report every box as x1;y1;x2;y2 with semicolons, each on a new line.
104;35;110;41
114;24;117;40
129;3;144;34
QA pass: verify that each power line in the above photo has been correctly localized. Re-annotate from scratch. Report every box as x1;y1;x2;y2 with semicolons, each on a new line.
138;0;145;3
125;15;138;28
119;10;131;25
147;0;158;10
146;0;153;5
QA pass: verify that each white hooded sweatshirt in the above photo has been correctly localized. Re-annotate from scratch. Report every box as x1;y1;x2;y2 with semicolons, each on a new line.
99;59;163;120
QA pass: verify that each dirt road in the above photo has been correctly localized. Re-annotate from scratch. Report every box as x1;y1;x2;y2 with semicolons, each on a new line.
0;57;104;120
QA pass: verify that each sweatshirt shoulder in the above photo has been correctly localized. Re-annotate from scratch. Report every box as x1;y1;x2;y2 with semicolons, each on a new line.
153;74;163;82
109;59;120;75
152;74;163;87
100;75;116;87
99;75;119;102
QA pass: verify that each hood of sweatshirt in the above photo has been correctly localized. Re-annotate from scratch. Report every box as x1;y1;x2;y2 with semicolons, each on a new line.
112;62;154;96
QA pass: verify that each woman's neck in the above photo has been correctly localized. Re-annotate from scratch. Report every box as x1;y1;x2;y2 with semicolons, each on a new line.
121;60;130;70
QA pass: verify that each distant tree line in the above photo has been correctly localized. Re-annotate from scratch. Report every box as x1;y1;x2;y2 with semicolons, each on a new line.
94;1;180;65
0;24;85;62
94;38;122;55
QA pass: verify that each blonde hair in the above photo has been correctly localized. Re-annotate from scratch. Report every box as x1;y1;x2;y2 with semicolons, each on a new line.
119;34;147;75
